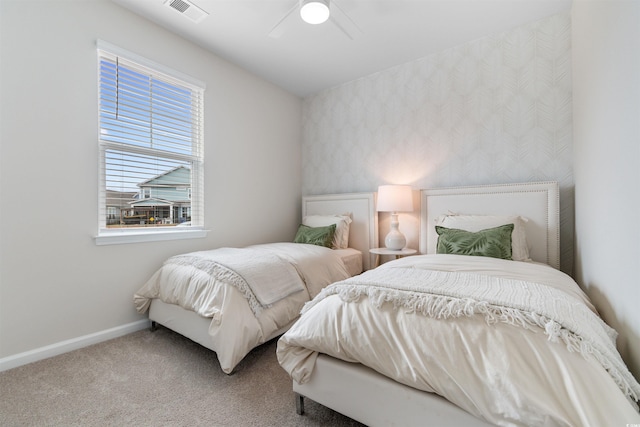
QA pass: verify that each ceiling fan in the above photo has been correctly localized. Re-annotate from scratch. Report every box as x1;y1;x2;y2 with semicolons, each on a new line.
268;0;361;40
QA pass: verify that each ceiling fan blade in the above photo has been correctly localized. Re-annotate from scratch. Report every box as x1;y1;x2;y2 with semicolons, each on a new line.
330;1;362;40
268;2;299;39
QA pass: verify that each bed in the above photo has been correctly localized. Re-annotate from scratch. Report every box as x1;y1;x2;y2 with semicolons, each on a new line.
277;182;640;426
134;192;377;374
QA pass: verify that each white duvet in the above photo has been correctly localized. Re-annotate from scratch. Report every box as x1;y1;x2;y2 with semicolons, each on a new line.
277;254;640;426
135;242;350;373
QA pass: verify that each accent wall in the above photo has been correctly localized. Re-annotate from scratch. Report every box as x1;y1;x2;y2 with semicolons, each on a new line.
301;13;574;273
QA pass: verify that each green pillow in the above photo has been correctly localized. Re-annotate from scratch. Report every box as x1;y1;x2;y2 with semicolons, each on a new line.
293;224;336;248
435;224;514;260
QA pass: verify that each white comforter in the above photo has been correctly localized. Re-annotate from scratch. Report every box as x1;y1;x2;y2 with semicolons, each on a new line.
135;243;350;373
277;254;640;426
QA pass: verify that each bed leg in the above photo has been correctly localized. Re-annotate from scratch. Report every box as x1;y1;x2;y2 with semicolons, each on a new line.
150;321;157;332
295;393;305;415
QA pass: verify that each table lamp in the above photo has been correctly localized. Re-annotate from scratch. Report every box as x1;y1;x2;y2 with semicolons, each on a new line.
376;185;413;250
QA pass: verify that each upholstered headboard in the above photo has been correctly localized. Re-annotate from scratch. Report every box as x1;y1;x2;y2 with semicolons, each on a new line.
303;192;378;271
420;182;560;269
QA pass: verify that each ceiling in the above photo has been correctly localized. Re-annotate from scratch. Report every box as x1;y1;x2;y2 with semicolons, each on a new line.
111;0;572;97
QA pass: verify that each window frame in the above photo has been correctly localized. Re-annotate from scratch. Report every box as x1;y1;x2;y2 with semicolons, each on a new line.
94;40;206;245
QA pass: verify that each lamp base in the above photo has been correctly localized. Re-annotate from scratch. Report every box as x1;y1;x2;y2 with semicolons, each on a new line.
384;213;406;250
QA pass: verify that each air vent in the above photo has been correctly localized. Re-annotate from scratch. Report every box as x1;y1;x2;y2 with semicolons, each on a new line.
165;0;209;23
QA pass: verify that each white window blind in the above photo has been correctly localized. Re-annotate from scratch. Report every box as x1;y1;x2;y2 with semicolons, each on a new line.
96;41;205;243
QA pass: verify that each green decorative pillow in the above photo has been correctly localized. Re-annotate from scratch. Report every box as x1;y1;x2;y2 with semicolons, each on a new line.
435;224;514;260
293;224;336;248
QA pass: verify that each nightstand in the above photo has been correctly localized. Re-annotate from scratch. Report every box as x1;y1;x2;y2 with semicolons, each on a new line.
370;247;417;267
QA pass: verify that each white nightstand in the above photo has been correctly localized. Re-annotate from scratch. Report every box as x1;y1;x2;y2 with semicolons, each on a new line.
370;247;417;267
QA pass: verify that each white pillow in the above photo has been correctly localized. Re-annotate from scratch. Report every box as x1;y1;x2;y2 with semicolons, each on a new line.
302;214;352;249
435;214;531;262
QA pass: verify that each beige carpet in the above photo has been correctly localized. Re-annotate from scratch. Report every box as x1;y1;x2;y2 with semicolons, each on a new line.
0;327;364;426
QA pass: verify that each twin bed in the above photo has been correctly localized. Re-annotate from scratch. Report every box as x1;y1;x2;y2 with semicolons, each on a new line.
135;182;640;426
134;192;377;374
277;182;640;426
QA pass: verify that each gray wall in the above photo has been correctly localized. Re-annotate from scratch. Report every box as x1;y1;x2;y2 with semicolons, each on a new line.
572;0;640;379
301;13;574;273
0;0;302;361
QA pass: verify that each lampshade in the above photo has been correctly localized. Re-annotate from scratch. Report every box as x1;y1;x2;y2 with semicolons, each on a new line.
376;185;414;213
300;0;330;25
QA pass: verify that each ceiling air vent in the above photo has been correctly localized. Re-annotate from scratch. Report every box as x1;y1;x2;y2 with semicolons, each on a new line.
165;0;209;23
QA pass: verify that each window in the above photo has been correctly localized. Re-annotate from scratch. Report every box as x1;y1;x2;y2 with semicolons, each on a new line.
96;41;205;244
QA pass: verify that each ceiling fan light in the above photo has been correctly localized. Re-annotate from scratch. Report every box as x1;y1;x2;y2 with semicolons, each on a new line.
300;0;330;25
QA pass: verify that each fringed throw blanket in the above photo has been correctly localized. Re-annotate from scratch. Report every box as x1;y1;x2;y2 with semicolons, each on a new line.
303;266;640;403
134;246;306;317
166;247;305;315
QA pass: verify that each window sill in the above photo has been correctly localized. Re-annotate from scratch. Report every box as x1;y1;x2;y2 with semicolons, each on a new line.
95;228;208;246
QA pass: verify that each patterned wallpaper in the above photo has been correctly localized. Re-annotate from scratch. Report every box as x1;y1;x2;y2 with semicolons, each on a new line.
301;13;574;273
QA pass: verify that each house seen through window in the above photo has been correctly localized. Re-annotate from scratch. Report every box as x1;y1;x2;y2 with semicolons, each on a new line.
97;41;204;235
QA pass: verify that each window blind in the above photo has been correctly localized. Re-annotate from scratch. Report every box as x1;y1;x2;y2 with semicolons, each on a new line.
97;42;204;234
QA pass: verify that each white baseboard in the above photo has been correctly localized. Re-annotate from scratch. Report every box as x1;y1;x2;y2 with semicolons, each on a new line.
0;319;151;373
